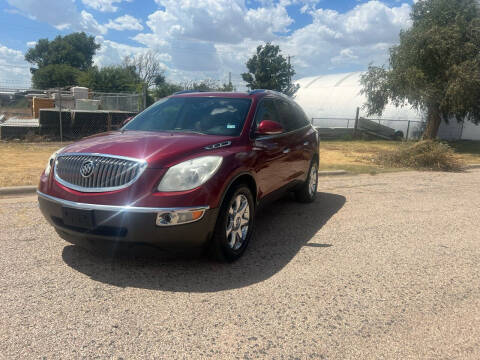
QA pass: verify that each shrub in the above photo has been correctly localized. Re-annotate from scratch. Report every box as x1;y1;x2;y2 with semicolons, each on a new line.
377;140;464;171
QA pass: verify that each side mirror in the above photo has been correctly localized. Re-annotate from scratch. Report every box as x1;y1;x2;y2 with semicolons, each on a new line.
256;120;284;136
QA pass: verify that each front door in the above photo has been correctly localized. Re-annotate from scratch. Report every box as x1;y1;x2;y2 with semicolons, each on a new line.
252;97;289;197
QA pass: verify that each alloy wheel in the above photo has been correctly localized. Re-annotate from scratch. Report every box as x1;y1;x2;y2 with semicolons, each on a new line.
226;194;250;250
309;163;318;197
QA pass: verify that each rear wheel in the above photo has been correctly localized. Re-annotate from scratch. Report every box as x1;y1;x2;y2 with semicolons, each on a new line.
295;160;318;203
208;185;255;262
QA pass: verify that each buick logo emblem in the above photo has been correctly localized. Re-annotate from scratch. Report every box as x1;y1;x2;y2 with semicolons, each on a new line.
80;160;95;178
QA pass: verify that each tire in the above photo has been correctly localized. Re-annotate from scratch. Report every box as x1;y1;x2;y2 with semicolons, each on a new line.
208;184;255;262
295;159;318;203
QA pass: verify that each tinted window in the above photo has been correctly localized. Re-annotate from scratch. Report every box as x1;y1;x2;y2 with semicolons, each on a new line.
275;99;310;131
124;97;252;136
292;102;311;128
254;98;280;129
274;99;298;132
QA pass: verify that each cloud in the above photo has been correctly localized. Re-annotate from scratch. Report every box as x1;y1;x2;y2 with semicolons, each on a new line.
2;0;414;89
275;0;412;76
0;44;31;86
136;0;293;45
81;0;133;13
93;36;171;68
105;15;143;31
6;0;106;35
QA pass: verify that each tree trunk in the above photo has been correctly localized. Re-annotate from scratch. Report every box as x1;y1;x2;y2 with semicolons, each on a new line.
423;104;442;140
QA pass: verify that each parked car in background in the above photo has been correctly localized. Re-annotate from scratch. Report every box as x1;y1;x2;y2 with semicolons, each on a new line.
37;90;319;262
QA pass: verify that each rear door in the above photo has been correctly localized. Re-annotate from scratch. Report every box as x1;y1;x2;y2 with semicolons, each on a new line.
274;99;311;183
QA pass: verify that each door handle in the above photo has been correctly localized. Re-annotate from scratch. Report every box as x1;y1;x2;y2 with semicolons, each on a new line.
283;148;291;154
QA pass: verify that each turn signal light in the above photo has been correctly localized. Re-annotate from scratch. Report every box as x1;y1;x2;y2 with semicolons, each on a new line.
156;209;205;226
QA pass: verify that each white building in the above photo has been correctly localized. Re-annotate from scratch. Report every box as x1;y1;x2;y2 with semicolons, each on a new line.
294;72;480;141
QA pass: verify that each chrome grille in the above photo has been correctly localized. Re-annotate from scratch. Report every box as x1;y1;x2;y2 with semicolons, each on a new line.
54;154;146;192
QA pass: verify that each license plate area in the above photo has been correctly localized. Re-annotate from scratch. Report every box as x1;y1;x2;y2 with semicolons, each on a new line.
62;207;95;230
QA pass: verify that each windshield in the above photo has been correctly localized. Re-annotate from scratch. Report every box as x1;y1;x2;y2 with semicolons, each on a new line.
124;97;252;136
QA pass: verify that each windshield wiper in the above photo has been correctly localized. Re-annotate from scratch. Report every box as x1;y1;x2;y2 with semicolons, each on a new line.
168;129;207;135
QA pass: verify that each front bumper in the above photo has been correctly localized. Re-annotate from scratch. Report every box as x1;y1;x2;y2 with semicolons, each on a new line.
37;191;218;250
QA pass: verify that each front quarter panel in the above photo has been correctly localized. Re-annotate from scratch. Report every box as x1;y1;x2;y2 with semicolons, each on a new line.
152;145;258;209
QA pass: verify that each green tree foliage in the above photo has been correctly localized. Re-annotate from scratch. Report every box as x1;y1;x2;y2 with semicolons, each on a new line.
153;82;183;98
217;81;235;92
32;64;82;89
360;0;480;139
25;32;99;71
242;43;299;96
78;65;141;93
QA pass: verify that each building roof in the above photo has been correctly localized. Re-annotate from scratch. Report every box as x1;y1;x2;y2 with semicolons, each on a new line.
294;72;424;121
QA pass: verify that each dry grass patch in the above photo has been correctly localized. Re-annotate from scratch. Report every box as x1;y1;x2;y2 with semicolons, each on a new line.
319;140;402;174
319;140;479;174
0;142;66;187
377;140;465;171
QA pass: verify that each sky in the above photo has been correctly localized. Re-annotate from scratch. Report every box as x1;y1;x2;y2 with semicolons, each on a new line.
0;0;415;89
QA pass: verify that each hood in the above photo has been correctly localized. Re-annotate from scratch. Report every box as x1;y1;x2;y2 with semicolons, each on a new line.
62;131;233;168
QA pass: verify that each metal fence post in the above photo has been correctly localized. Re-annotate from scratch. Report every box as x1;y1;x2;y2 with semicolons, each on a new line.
353;107;360;138
58;88;63;143
406;120;411;140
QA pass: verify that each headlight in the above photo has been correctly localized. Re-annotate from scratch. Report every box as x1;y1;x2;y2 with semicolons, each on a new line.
44;147;65;176
157;156;223;192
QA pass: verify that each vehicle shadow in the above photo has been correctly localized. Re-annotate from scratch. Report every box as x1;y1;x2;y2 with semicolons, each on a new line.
62;192;346;293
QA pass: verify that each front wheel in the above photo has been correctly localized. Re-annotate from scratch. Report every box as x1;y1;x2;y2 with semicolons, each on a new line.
295;160;318;203
208;185;255;262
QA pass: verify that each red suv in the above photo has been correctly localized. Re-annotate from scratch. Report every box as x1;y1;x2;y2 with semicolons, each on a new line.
38;90;319;261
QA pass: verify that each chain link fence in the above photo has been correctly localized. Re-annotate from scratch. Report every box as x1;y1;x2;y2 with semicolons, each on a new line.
312;117;425;140
0;87;141;141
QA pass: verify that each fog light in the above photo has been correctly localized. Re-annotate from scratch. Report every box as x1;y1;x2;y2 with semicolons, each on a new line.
155;209;206;226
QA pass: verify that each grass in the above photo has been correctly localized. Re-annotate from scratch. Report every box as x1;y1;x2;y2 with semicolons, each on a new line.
319;140;404;174
376;140;464;172
448;141;480;164
0;140;478;187
0;142;66;187
319;140;480;175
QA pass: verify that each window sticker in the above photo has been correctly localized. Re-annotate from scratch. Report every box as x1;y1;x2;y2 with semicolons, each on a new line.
227;124;236;129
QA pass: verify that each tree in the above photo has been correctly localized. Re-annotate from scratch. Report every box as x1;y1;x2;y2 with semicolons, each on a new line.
123;50;165;88
360;0;480;139
25;32;99;72
32;64;82;89
242;43;299;96
153;82;183;99
218;81;235;92
78;65;141;93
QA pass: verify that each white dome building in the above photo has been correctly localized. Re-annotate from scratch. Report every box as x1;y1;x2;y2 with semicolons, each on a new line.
294;71;480;141
294;72;425;139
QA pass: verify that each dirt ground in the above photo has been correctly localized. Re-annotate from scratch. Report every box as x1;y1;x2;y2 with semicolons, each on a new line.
1;169;479;358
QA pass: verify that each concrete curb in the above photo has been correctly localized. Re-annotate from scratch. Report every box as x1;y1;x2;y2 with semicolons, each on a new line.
466;164;480;170
318;170;348;177
0;186;37;196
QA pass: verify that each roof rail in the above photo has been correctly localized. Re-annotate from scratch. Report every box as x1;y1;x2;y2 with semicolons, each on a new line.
173;89;210;95
248;89;267;95
248;89;289;98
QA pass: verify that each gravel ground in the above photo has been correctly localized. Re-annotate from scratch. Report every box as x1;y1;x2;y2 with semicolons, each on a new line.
1;170;479;359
